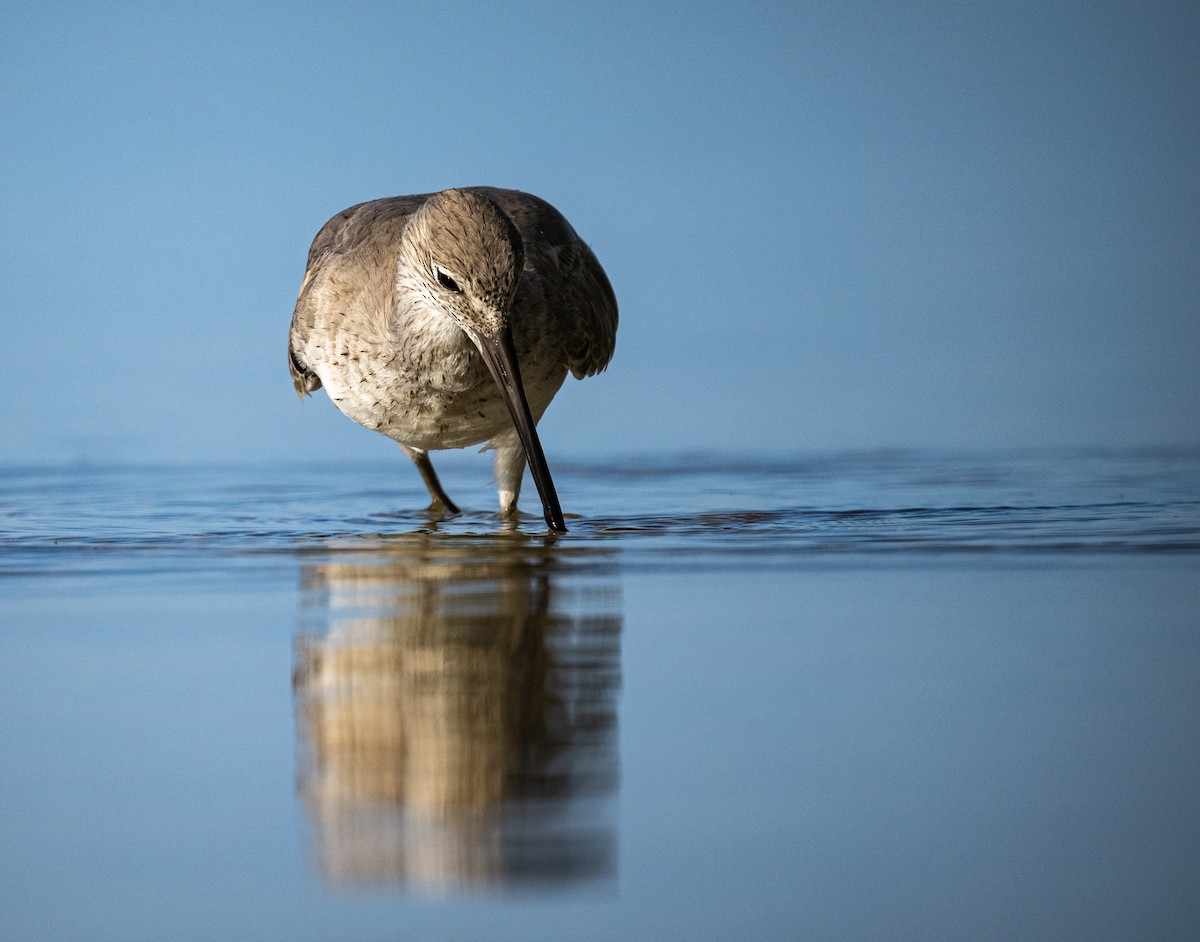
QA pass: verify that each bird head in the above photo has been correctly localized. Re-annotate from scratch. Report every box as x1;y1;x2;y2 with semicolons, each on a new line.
403;188;525;338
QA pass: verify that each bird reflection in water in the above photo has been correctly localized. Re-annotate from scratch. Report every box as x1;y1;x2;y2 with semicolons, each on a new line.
292;534;621;891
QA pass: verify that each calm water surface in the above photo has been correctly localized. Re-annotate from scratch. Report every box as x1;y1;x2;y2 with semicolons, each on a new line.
1;450;1198;940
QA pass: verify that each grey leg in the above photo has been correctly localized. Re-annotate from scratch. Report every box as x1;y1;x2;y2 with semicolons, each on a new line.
401;445;460;514
491;428;526;517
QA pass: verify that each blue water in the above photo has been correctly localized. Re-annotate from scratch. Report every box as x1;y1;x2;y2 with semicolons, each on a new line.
4;448;1197;562
1;449;1198;940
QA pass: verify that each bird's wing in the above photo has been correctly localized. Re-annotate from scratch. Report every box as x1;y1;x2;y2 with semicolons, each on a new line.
476;188;619;379
287;196;429;398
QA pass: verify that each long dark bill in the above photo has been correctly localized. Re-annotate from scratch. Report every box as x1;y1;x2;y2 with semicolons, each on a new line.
476;328;567;533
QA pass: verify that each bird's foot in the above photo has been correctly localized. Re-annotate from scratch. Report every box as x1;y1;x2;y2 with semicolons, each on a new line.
425;497;461;523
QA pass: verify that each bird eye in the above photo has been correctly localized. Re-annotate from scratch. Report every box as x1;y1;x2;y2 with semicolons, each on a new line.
436;268;461;293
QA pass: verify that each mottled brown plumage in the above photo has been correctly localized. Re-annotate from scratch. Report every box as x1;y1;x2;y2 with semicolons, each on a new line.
288;187;617;531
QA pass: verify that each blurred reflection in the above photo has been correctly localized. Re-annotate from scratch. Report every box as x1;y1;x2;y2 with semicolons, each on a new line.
292;534;621;891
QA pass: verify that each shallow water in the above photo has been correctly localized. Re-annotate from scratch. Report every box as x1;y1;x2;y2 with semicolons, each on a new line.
2;449;1198;940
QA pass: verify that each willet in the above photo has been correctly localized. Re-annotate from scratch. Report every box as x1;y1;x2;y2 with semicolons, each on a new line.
288;187;617;532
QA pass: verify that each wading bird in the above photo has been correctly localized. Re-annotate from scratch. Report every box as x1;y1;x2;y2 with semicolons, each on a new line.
288;187;617;532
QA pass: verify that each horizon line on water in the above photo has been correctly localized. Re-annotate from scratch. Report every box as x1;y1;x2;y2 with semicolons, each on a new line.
3;441;1200;473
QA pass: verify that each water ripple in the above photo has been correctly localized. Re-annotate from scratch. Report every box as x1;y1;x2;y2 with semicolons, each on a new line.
1;451;1198;574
